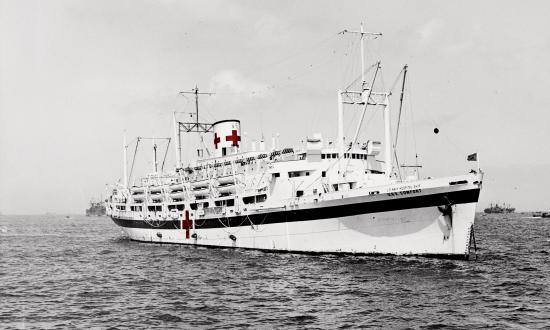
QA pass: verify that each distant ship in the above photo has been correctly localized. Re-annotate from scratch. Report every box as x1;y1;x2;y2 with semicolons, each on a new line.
532;212;550;218
86;201;106;216
484;203;515;214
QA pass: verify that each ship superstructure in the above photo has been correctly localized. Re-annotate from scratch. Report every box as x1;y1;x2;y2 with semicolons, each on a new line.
484;203;515;214
86;200;106;216
106;25;483;259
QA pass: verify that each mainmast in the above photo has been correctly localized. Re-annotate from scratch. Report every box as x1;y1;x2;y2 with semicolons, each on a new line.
176;86;216;165
383;94;392;179
394;64;408;146
178;86;215;133
337;90;345;157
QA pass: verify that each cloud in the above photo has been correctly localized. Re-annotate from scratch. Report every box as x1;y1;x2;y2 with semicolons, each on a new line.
254;14;293;46
209;70;271;97
440;40;475;56
408;18;445;53
418;19;443;44
409;19;475;57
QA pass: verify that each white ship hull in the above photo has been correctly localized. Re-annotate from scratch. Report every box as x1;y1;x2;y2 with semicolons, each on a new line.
111;176;481;259
106;24;484;260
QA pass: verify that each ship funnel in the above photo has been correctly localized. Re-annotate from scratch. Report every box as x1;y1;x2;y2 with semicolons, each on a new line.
306;133;323;150
306;133;323;162
366;140;381;156
212;120;241;157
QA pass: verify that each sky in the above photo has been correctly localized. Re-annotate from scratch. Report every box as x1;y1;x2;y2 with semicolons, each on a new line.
1;0;549;214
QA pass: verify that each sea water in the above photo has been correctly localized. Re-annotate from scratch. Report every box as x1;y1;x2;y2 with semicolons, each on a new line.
1;214;549;329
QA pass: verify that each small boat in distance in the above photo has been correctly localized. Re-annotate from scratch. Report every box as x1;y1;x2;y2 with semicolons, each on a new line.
484;203;515;214
532;212;550;218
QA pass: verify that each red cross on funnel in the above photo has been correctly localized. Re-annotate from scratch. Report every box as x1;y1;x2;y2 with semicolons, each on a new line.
213;133;221;149
225;130;241;147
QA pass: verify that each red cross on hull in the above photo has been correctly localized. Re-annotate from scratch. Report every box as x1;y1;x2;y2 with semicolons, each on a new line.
182;210;192;239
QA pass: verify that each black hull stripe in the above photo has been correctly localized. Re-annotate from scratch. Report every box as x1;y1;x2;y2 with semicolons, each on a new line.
111;188;480;230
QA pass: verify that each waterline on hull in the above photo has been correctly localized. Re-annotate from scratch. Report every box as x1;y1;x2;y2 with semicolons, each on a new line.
123;238;473;261
114;201;477;258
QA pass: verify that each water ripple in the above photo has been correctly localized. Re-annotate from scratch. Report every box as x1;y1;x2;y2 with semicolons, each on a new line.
1;214;549;328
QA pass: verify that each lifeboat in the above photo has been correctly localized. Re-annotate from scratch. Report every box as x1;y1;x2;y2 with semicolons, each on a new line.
151;194;164;201
169;183;184;191
170;191;186;199
191;179;209;189
132;194;146;201
217;175;235;185
149;186;163;193
217;184;236;194
193;188;210;197
131;186;145;193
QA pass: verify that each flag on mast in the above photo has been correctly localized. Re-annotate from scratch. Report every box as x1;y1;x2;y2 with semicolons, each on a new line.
467;153;477;161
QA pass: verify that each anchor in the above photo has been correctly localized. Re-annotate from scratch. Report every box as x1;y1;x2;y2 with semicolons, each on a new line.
438;196;454;225
468;224;478;260
438;196;454;240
